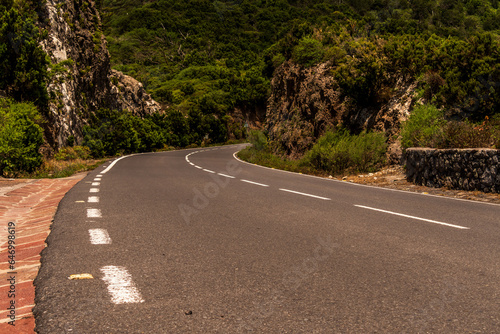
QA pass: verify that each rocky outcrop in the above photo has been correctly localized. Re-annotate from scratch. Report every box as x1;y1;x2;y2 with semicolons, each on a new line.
266;60;417;161
405;148;500;193
108;70;161;118
38;0;160;148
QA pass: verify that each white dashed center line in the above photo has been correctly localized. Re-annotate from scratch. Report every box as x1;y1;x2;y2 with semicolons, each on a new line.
241;180;269;187
88;196;99;203
218;173;235;179
279;188;331;200
355;205;470;230
90;188;100;193
100;266;144;304
87;208;102;218
203;169;216;174
92;182;101;186
89;229;112;244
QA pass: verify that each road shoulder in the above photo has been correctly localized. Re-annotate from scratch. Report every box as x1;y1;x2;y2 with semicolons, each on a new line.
0;174;85;333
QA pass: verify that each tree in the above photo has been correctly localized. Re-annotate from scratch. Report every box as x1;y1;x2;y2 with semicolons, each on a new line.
0;8;48;107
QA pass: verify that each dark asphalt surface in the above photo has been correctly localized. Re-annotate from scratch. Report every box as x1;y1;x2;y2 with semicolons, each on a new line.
34;144;500;333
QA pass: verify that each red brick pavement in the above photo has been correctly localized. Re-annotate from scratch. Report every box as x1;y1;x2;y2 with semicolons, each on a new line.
0;175;85;333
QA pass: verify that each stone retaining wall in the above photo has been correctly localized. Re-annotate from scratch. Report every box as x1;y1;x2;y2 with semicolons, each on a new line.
405;148;500;193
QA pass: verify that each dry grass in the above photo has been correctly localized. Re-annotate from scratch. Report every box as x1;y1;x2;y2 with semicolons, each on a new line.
27;158;107;178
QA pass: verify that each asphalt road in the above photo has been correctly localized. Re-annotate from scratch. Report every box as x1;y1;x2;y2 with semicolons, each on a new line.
34;144;500;333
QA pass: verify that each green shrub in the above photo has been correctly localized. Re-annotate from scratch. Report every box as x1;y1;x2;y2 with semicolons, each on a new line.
292;37;325;67
54;146;91;161
0;98;43;175
82;107;230;158
331;37;388;105
304;128;387;175
401;104;446;148
436;120;492;149
248;130;268;151
489;115;500;149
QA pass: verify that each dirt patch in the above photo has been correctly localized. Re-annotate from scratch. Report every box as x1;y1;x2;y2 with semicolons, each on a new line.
339;166;500;205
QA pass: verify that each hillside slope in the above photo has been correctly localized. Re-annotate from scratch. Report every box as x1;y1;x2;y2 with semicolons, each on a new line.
39;0;161;147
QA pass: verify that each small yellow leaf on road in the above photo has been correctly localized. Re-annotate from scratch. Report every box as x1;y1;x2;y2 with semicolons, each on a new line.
69;273;94;280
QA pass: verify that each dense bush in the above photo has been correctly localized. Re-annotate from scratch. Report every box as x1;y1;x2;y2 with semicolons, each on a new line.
240;129;388;175
83;109;165;158
82;108;229;158
0;98;44;175
292;37;325;67
248;130;268;151
401;104;446;149
304;129;388;174
437;120;493;149
401;104;500;149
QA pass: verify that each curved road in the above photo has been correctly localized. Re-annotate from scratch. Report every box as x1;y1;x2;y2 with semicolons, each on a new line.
34;144;500;333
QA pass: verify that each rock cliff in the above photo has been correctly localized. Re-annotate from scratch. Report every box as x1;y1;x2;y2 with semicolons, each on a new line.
266;61;417;162
38;0;160;148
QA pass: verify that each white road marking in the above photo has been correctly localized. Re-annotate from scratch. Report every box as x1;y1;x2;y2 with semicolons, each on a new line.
101;155;131;174
88;196;99;203
203;169;216;174
354;205;470;230
195;166;203;169
241;180;269;187
279;188;331;200
97;174;103;177
232;149;500;208
89;229;111;245
218;173;236;179
87;208;102;218
92;182;101;186
90;188;100;193
94;178;102;181
100;266;144;304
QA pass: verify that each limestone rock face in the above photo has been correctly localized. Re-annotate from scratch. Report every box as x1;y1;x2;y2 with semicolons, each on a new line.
266;60;417;162
38;0;160;147
108;70;161;118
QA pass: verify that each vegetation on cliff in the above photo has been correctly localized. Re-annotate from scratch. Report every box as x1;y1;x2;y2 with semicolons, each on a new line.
401;104;500;149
